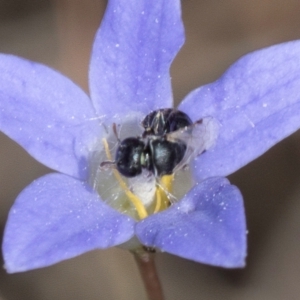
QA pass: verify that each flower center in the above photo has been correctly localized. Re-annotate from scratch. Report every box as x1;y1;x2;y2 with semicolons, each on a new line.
89;110;196;220
102;137;175;219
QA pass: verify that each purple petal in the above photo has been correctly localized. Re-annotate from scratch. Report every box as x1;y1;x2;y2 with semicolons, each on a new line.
89;0;184;121
179;41;300;180
136;177;246;268
2;173;135;273
0;54;101;180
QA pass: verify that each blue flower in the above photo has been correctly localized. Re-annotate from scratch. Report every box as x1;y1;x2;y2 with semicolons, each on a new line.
1;0;300;273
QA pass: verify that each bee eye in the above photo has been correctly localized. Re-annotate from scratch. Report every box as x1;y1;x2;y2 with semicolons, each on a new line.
115;137;144;177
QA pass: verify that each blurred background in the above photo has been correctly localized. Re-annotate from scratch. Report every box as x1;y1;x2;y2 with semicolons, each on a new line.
1;0;300;299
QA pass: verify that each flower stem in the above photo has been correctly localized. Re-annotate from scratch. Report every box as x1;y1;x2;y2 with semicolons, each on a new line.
134;252;164;300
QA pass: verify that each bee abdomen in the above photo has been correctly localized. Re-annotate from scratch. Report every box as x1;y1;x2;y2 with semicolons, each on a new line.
150;139;186;176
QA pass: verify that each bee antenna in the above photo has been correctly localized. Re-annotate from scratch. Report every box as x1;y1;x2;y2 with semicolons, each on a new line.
112;123;121;143
100;160;116;169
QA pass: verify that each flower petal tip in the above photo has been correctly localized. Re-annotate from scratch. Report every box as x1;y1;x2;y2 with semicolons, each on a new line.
136;177;247;268
2;173;135;272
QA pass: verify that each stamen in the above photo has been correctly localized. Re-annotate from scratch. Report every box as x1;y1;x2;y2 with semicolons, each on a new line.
102;138;148;219
154;188;162;213
154;174;174;213
161;174;174;194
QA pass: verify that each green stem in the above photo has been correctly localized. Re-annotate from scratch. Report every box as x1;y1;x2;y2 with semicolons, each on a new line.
134;252;165;300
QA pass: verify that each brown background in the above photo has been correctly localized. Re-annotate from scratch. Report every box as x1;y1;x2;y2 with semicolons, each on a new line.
1;0;300;299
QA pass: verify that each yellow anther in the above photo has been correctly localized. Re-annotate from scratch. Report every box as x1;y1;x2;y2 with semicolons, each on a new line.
154;174;174;213
154;188;162;213
161;174;174;194
102;138;148;219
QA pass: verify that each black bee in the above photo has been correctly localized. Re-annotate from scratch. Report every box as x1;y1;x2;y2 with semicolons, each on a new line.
141;108;192;136
114;109;217;178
